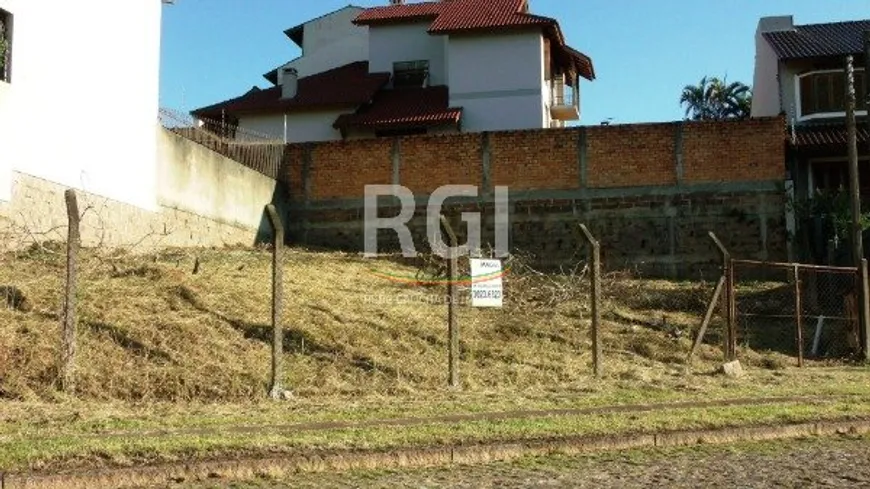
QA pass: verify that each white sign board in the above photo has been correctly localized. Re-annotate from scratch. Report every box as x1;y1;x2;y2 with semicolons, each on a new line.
470;259;504;308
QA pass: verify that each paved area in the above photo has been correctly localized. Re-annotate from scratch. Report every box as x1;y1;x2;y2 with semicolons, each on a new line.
184;435;870;488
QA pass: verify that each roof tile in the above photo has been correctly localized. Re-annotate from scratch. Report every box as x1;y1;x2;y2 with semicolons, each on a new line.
793;122;870;147
764;20;870;60
192;62;390;118
354;0;594;80
334;86;463;130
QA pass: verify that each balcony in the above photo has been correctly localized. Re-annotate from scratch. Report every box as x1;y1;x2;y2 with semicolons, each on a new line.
550;74;579;121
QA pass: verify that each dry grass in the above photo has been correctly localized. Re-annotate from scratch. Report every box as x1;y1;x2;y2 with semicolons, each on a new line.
0;245;861;403
2;245;870;472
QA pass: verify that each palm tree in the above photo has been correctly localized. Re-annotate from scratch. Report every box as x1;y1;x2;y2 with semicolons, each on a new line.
680;76;752;121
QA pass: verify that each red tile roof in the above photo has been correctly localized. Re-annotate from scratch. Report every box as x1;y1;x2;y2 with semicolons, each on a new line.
428;0;551;33
191;62;390;118
333;86;463;130
763;20;870;60
793;123;870;148
353;1;445;25
354;0;595;81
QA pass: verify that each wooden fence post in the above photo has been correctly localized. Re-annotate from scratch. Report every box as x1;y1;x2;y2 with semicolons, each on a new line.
687;275;727;365
578;224;602;378
709;232;736;361
440;215;460;388
60;189;80;394
265;204;285;399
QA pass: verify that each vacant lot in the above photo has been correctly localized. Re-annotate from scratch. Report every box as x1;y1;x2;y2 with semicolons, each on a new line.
1;246;868;474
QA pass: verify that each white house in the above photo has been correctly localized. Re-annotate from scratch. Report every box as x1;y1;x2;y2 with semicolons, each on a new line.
751;16;869;201
192;0;595;143
0;0;163;208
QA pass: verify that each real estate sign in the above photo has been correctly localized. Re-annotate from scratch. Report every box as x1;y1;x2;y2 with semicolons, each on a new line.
470;259;504;308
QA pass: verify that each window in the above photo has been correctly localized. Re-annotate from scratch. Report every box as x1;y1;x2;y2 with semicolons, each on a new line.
0;9;11;83
393;60;429;88
799;70;867;118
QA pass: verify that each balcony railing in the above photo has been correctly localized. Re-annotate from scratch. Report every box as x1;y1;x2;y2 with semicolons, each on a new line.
550;75;579;121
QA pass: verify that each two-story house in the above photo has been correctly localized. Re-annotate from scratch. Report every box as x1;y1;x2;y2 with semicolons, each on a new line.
191;0;595;143
752;16;869;202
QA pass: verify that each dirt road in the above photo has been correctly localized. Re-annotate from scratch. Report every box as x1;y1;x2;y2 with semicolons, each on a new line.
185;435;870;488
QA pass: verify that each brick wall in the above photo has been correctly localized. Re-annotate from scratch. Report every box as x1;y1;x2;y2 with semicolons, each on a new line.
280;117;788;277
283;117;786;199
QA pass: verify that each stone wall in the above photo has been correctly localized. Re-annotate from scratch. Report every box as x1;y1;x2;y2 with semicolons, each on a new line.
281;117;789;278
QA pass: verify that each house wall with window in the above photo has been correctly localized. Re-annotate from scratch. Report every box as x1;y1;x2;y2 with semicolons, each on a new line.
0;0;162;209
446;30;546;132
369;22;448;86
779;59;867;123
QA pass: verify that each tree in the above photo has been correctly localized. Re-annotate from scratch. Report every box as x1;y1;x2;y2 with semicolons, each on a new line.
680;76;752;121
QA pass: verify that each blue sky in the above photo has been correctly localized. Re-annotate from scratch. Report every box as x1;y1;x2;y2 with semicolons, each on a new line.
159;0;870;125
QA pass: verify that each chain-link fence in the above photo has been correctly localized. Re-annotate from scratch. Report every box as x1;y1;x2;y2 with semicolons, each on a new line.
733;260;862;364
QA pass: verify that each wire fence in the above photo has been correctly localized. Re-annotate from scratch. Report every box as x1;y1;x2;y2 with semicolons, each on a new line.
158;108;285;179
733;261;862;364
2;200;868;403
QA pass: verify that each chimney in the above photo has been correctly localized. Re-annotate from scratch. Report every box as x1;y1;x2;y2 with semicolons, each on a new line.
758;16;794;33
389;0;404;5
281;68;298;99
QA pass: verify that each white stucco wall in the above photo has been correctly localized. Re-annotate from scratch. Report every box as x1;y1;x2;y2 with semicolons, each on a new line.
0;81;12;201
369;22;447;84
239;110;348;143
447;31;546;132
751;33;782;118
277;7;369;82
302;6;365;56
279;36;369;80
0;0;162;209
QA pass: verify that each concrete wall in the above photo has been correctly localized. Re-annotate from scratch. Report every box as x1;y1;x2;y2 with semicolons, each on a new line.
279;117;788;277
0;128;280;250
369;21;447;85
0;0;162;210
156;128;278;230
447;31;546;132
238;110;348;143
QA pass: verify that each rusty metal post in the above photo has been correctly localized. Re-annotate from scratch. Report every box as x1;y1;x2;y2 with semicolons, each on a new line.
709;232;736;361
60;189;80;394
266;204;285;399
579;224;602;378
440;215;460;388
794;264;804;367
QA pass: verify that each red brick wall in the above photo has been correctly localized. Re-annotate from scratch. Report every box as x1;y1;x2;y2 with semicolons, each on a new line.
683;118;786;183
309;139;392;200
281;117;786;200
401;134;482;194
490;129;578;190
586;123;677;188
